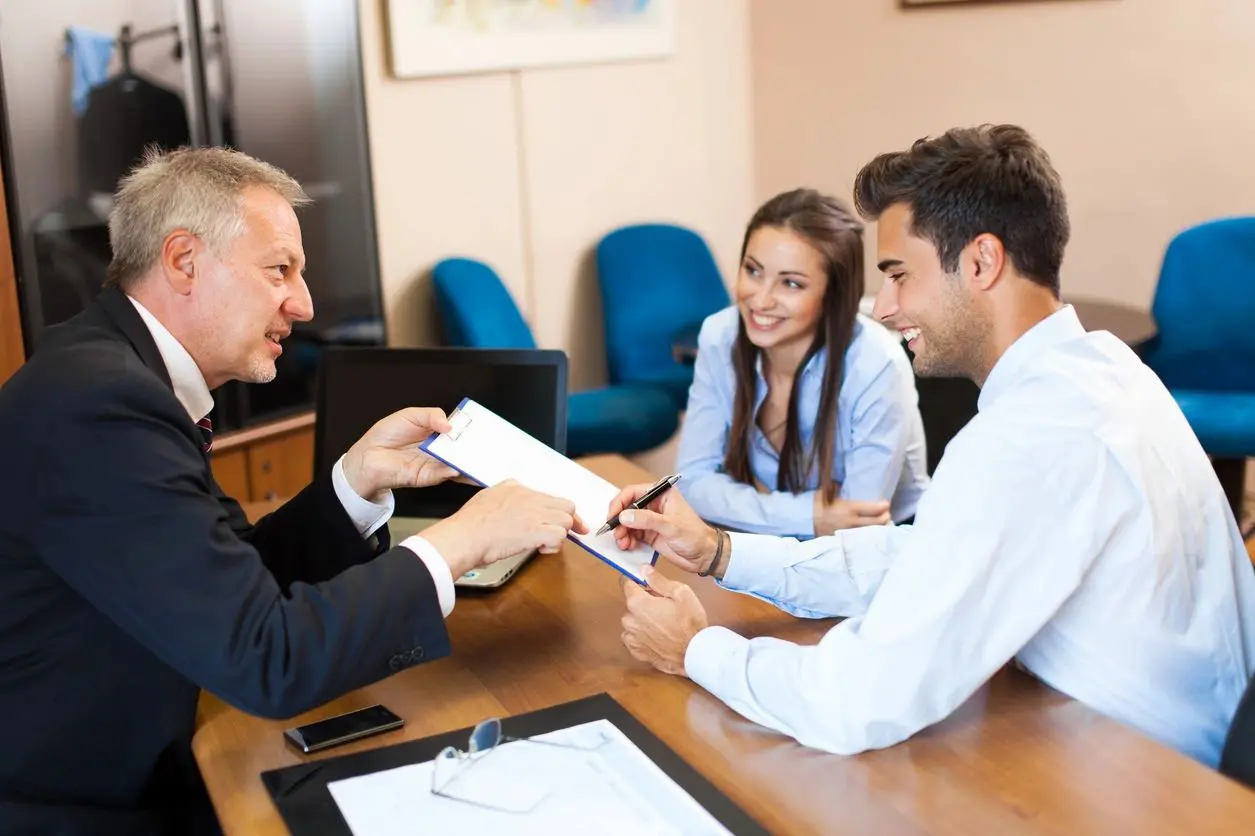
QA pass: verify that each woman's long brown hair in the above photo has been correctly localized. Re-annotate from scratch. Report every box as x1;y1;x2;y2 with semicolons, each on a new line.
723;189;865;504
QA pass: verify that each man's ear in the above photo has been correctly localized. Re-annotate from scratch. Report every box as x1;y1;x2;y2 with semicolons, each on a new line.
159;230;199;296
967;233;1006;292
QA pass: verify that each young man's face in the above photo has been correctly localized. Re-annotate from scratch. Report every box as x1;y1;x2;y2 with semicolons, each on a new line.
871;203;986;380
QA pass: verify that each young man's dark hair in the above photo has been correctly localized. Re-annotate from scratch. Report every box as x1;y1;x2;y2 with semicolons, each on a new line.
853;123;1070;296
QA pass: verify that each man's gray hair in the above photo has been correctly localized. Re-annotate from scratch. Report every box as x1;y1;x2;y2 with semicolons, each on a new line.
105;145;310;289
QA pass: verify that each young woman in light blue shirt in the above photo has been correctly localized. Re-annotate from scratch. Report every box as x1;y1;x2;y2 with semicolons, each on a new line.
676;188;929;536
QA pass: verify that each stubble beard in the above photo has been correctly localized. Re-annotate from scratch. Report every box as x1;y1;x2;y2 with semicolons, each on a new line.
910;279;989;382
246;352;277;384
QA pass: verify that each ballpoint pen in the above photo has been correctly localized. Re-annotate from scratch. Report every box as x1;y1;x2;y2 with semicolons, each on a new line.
595;474;681;536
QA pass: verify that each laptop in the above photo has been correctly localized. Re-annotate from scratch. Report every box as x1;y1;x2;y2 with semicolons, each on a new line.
314;347;568;589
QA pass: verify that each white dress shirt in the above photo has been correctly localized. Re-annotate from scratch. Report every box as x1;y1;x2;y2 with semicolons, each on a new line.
127;297;457;616
684;305;1255;766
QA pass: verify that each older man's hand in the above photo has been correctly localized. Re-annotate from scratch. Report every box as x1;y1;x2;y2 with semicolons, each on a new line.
422;480;587;579
341;407;460;502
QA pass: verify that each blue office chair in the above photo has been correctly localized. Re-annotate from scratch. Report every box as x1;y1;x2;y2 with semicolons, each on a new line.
1139;217;1255;522
432;257;535;349
431;258;679;457
595;224;731;410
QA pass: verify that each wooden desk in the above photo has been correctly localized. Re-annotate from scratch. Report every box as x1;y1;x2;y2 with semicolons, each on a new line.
194;455;1255;835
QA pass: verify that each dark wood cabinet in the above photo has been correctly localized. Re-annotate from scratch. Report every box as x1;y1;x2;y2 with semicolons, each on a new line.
210;412;315;504
210;449;251;503
0;153;24;388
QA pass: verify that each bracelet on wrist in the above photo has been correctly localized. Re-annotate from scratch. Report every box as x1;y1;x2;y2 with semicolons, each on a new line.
698;526;724;577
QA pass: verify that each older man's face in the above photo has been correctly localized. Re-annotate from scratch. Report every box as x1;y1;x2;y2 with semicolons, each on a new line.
192;186;313;388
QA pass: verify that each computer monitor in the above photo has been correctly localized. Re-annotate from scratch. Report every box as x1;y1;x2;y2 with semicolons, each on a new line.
314;347;568;519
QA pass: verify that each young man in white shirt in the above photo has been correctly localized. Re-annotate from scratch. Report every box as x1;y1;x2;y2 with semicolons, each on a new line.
610;124;1255;767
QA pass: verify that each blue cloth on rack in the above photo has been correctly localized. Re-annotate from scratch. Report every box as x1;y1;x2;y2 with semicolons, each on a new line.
65;27;115;116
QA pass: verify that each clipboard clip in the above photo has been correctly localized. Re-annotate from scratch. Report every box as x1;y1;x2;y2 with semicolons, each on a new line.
447;408;472;441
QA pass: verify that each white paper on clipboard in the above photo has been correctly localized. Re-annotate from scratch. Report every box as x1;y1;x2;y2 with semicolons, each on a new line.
419;398;655;584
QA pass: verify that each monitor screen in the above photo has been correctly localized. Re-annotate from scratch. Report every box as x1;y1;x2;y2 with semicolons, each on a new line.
315;347;567;519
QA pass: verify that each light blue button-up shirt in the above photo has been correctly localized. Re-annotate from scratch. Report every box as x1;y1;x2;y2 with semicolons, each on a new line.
676;306;929;535
683;306;1255;765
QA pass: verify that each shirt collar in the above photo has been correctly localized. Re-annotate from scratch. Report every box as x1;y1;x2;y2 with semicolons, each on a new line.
978;304;1084;411
126;296;215;423
752;317;862;381
755;347;828;381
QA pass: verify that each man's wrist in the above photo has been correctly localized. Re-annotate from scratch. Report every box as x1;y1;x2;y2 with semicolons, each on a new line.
698;527;729;579
400;535;456;618
421;518;479;580
711;530;731;580
341;446;384;497
331;456;393;537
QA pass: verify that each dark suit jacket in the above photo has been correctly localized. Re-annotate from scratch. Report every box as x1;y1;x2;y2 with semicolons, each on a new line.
0;289;451;835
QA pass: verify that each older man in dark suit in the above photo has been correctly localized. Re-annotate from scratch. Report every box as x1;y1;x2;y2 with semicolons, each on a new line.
0;146;582;835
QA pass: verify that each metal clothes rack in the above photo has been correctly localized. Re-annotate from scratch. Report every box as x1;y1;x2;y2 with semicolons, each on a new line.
63;22;182;74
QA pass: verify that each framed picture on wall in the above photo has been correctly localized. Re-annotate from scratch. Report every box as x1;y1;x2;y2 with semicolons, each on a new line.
902;0;1070;4
386;0;677;79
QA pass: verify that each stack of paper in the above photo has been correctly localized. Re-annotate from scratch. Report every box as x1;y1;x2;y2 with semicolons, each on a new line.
327;719;734;835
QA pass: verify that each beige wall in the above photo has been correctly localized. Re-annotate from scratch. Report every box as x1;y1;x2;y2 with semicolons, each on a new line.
358;0;754;391
750;0;1255;308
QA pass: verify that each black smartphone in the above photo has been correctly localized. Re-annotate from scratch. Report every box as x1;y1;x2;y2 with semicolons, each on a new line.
283;704;405;754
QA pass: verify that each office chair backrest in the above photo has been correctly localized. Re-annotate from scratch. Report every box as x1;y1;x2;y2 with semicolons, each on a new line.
1220;673;1255;791
1147;217;1255;391
431;257;536;349
595;223;730;386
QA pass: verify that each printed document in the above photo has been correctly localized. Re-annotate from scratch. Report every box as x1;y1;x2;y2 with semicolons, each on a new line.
326;719;735;836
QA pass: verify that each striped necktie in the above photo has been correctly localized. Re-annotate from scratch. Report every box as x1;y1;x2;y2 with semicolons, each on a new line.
197;416;213;454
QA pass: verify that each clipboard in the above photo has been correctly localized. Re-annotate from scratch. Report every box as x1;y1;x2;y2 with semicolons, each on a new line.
418;398;656;585
262;693;770;836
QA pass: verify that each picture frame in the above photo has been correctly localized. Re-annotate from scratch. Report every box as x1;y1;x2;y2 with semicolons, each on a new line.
902;0;1074;5
385;0;678;80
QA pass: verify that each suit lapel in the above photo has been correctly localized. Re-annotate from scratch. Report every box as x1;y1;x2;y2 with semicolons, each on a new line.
95;287;174;391
94;288;218;467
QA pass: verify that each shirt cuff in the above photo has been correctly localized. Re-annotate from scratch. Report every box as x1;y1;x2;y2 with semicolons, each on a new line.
684;625;746;691
399;535;456;618
718;532;779;594
332;455;394;538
